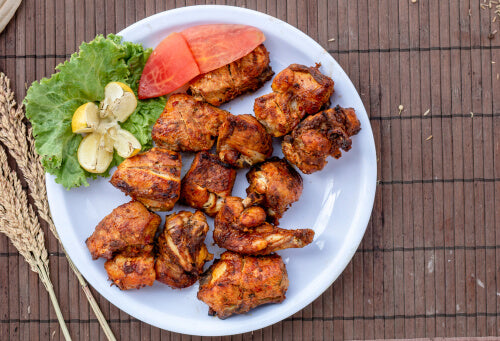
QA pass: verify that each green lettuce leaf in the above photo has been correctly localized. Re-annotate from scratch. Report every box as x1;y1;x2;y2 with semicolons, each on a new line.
24;34;165;189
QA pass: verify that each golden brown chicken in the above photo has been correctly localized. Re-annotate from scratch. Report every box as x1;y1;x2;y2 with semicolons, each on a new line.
110;147;182;211
216;114;273;168
188;44;274;106
104;245;156;290
214;197;314;255
151;94;229;152
254;63;335;137
197;251;288;319
86;201;161;260
180;152;237;217
245;157;303;225
155;211;213;289
282;105;361;174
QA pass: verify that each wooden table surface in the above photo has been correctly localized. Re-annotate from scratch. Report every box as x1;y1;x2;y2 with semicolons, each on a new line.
1;0;499;340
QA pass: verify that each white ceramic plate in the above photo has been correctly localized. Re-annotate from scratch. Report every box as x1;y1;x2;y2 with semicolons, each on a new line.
46;5;376;336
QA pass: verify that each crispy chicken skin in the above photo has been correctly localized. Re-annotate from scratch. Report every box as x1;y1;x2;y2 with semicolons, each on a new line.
180;152;237;217
216;114;273;168
151;94;229;152
214;197;314;255
155;211;213;288
282;105;361;174
188;44;274;106
86;201;161;260
197;251;289;319
254;63;335;137
110;147;182;211
245;157;303;225
104;245;156;290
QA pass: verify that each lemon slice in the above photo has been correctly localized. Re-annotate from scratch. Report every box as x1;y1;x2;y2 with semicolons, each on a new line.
71;102;100;133
100;82;138;122
77;133;114;173
114;81;134;94
110;127;142;158
73;82;141;173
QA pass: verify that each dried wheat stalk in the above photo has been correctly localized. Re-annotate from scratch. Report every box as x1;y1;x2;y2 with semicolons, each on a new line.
0;145;71;340
0;73;116;340
0;0;22;34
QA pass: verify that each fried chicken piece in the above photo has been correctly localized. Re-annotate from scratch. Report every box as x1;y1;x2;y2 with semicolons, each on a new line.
216;114;273;168
282;105;361;174
214;197;314;255
151;94;229;152
180;152;236;217
86;201;161;260
245;157;303;225
188;44;274;106
197;251;288;319
155;211;213;289
254;63;335;137
104;245;156;290
110;147;182;211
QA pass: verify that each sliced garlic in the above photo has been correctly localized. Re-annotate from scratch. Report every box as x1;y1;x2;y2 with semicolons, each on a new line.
77;133;114;173
100;82;138;122
71;102;100;133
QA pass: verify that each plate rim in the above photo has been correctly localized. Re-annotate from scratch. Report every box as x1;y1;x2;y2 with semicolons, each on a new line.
47;5;377;336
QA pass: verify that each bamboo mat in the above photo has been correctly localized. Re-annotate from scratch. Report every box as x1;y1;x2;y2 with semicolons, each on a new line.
1;0;499;340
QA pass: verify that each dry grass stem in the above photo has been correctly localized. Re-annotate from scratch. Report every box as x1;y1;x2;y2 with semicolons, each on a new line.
0;145;71;340
0;0;22;34
0;73;115;340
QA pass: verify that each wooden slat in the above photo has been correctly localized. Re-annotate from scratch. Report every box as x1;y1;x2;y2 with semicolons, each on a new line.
3;6;20;341
417;1;431;339
480;1;499;338
426;0;440;337
24;0;40;336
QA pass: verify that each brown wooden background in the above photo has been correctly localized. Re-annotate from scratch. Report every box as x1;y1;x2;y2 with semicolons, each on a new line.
1;0;499;340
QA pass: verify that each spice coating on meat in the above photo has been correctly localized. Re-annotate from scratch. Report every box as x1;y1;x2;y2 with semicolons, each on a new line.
254;63;334;137
216;114;273;168
214;197;314;255
151;94;229;152
245;157;303;225
180;152;237;217
155;211;213;289
110;147;182;211
104;245;156;290
282;105;361;174
197;251;289;319
86;201;161;260
188;44;274;106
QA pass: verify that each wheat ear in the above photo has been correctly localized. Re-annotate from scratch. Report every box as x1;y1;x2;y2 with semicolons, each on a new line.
0;73;116;340
0;145;72;340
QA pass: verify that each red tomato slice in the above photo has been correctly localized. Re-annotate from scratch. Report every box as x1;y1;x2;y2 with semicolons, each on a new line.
138;32;200;99
181;24;265;74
